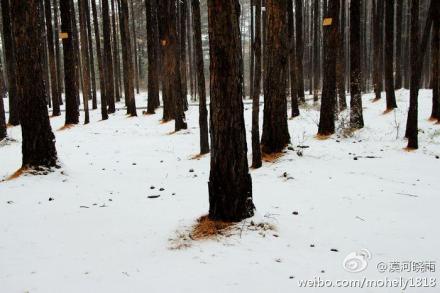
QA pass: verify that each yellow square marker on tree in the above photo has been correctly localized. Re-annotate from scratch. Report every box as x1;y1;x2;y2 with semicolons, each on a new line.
323;18;333;26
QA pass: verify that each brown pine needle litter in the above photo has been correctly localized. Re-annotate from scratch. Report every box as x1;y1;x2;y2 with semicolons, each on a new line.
58;124;75;131
262;151;285;163
190;215;235;240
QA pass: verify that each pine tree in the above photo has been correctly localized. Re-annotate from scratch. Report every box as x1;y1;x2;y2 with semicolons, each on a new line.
261;0;290;154
384;0;398;110
145;0;160;114
207;0;254;221
102;0;116;113
295;0;305;102
11;0;58;168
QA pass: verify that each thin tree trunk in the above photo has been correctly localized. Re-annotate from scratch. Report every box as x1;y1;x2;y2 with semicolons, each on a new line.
385;0;397;110
130;0;140;94
350;0;364;129
430;8;439;120
288;0;299;117
0;58;6;140
180;0;189;110
85;0;97;109
295;0;305;102
145;0;160;113
395;0;403;89
111;0;121;103
79;0;91;124
103;0;116;113
53;0;64;105
337;0;347;111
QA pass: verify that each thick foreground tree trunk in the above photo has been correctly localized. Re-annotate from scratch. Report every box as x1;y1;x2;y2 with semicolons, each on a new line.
261;0;290;154
207;0;254;221
11;0;58;168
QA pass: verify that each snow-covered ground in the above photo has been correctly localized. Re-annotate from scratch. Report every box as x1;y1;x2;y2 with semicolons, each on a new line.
0;90;439;293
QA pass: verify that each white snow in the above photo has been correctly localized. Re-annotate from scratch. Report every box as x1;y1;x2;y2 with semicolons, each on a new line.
0;90;439;293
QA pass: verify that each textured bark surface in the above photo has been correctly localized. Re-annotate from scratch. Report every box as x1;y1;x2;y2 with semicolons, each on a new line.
384;0;397;110
130;0;140;94
11;0;58;168
85;0;97;109
350;0;364;129
179;0;189;110
373;0;384;100
0;59;6;140
395;0;403;89
295;0;305;102
44;0;61;117
91;0;108;120
191;0;209;154
251;0;262;168
288;0;299;118
406;0;419;149
336;0;347;111
431;9;439;120
261;0;290;154
53;0;64;105
1;0;20;126
111;0;121;103
79;0;91;124
102;0;116;113
119;0;137;116
318;0;339;136
146;0;161;114
60;0;80;125
207;0;254;221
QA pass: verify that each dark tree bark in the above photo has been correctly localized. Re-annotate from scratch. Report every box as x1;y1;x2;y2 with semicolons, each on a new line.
318;0;340;136
384;0;397;110
79;0;91;124
261;0;290;154
111;0;121;103
179;0;189;110
11;0;58;168
406;0;419;149
350;0;364;129
373;0;384;100
60;0;80;125
160;0;187;131
250;0;255;101
1;0;20;126
91;0;108;120
102;0;116;113
53;0;64;105
145;0;160;113
337;0;347;111
395;0;403;89
295;0;305;102
251;0;263;168
191;0;209;154
85;0;97;109
38;0;51;109
312;0;320;101
431;7;439;120
288;0;300;117
0;58;6;140
44;0;61;117
207;0;254;222
119;0;137;116
130;0;140;94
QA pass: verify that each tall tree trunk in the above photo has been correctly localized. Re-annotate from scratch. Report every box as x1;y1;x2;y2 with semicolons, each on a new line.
318;0;340;135
119;0;137;116
261;0;290;154
191;0;209;155
180;0;189;110
295;0;305;102
252;0;263;168
85;0;97;109
103;0;116;113
53;0;64;105
1;0;20;126
207;0;254;222
0;58;6;140
395;0;403;89
111;0;121;103
431;8;439;120
44;0;61;117
350;0;364;129
130;0;140;94
79;0;91;124
385;0;397;110
337;0;347;111
312;0;320;101
288;0;299;117
145;0;160;113
60;0;80;125
406;0;419;149
11;0;58;168
91;0;108;120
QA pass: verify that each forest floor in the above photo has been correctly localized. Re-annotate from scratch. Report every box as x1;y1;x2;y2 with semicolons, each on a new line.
0;90;439;293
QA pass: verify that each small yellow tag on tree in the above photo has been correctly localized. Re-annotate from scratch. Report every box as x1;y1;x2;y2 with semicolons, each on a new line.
59;32;69;39
323;18;333;26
